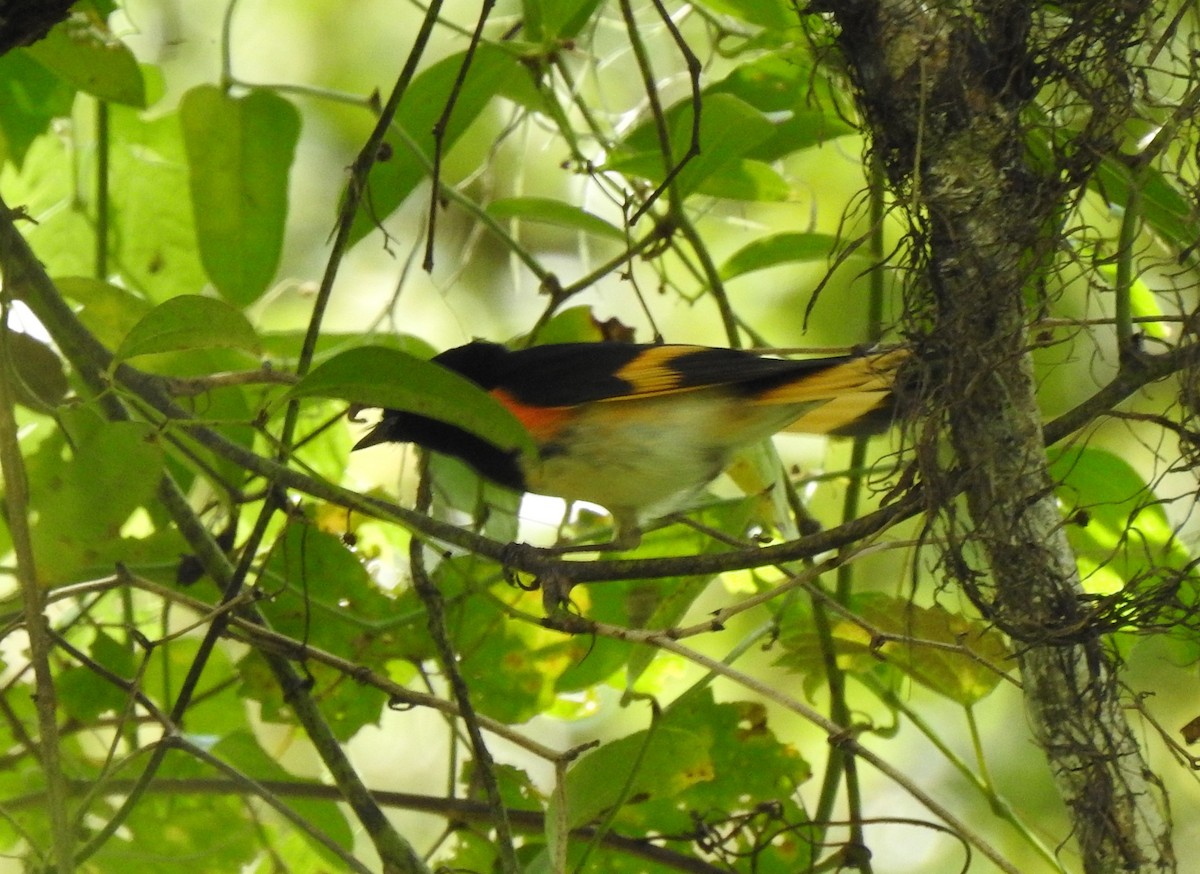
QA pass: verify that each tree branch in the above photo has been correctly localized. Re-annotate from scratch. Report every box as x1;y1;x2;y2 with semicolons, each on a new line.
823;2;1175;871
0;267;72;872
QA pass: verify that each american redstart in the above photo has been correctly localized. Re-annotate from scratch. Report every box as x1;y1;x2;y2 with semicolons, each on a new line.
355;341;906;550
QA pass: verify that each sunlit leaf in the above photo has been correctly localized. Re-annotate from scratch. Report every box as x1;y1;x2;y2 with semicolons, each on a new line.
706;52;855;158
692;0;799;29
525;305;614;346
0;51;74;167
215;732;353;866
487;196;624;240
252;525;398;739
101;750;257;872
349;45;529;245
427;451;522;543
258;330;435;366
29;420;165;583
142;638;245;736
1094;157;1200;258
461;621;555;723
608;94;779;200
666;688;811;806
57;632;136;722
24;15;145;107
290;345;536;457
1049;445;1195;595
56;276;153;348
614;54;853;177
719;232;850;280
777;594;1013;706
110;104;210;299
1095;258;1168;340
551;723;711;837
524;0;604;42
181;86;300;304
114;294;261;362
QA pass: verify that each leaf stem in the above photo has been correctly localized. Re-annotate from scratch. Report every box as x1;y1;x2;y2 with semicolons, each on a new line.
1114;169;1141;361
94;100;109;279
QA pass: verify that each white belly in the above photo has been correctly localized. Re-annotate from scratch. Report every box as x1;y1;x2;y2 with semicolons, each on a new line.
522;392;807;520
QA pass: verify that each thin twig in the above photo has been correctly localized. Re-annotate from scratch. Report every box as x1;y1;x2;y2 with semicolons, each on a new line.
640;636;1023;874
409;459;520;873
424;0;497;271
4;193;1197;585
11;777;730;874
0;237;73;871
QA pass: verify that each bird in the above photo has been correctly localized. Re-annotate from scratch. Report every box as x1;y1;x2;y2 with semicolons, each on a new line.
354;340;907;551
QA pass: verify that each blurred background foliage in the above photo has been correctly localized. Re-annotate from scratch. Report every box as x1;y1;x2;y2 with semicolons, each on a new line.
0;1;1197;872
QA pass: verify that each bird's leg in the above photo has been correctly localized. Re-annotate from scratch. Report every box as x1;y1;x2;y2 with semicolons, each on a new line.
541;510;643;555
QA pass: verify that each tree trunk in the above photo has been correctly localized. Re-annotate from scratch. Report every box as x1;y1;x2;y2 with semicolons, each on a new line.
821;2;1175;870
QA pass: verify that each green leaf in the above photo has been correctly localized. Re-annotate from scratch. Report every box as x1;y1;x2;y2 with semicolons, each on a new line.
58;666;128;722
57;630;137;721
524;305;612;346
548;688;810;865
1049;445;1194;595
524;0;604;42
608;153;791;201
551;722;711;839
109;105;211;298
461;622;554;723
30;420;165;583
486;196;624;240
1094;157;1200;258
1095;259;1168;340
665;689;810;808
719;232;847;280
143;637;245;736
253;525;407;739
23;15;145;107
706;52;855;159
616;502;756;690
608;94;776;200
290;345;536;457
56;275;154;348
0;51;75;167
692;0;799;29
778;594;1013;706
426;451;522;543
613;56;853;176
259;330;436;368
215;732;353;864
349;44;529;245
101;750;258;872
1030;123;1200;260
180;86;300;304
114;294;261;362
3;328;67;410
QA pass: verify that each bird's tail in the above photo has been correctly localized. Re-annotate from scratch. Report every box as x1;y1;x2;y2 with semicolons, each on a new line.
764;348;909;436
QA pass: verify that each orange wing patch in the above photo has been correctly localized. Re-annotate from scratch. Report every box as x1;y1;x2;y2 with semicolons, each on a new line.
609;345;708;396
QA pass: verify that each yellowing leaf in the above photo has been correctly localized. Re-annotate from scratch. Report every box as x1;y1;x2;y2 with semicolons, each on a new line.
778;594;1013;706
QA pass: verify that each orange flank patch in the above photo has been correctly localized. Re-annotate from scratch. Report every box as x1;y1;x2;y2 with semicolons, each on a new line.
490;389;573;441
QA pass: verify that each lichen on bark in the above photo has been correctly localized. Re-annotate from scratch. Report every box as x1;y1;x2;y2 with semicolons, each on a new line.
816;1;1176;870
